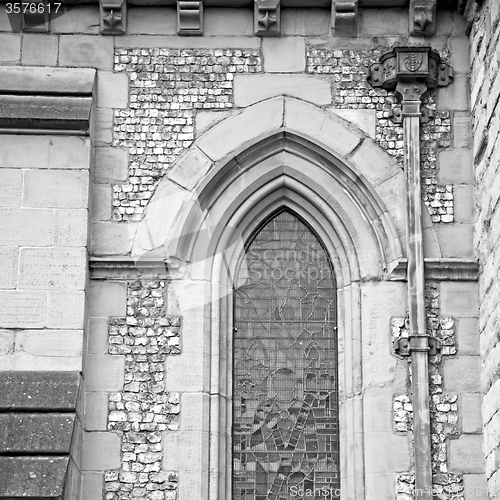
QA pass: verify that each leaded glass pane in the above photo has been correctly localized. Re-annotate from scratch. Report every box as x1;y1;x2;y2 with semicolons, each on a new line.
233;210;340;500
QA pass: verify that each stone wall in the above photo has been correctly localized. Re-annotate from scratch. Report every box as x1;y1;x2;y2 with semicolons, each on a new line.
0;3;487;500
470;1;500;498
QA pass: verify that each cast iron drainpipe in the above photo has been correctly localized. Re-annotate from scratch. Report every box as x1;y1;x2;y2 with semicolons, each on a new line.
367;47;453;500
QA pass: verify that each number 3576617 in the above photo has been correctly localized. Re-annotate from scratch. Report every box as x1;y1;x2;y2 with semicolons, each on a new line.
6;3;61;13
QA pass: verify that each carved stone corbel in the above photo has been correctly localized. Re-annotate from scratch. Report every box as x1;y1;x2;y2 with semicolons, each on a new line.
177;0;203;36
254;0;280;37
331;0;358;36
410;0;437;36
22;0;50;33
100;0;127;35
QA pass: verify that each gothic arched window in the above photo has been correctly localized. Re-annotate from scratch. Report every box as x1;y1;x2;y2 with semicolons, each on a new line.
233;209;340;500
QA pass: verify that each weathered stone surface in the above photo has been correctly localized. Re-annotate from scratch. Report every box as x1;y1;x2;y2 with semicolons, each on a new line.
455;185;476;223
0;135;49;168
87;318;109;354
0;33;21;64
47;291;86;329
85;355;125;392
59;35;114;70
437;75;470;111
0;371;80;410
23;170;89;209
262;37;306;73
115;34;260;49
0;247;17;289
0;291;47;328
197;98;284;161
461;394;483;434
127;7;176;34
0;413;74;453
92;184;112;221
92;108;114;146
233;74;332;107
168;147;212;189
13;330;83;371
282;8;330;35
89;281;127;317
436;224;474;258
51;5;100;34
204;7;253;35
19;248;87;290
463;473;488;500
82;432;121;470
457;317;480;355
332;108;376;138
0;456;68;497
449;435;485;473
97;71;129;109
358;8;408;35
50;136;91;169
92;222;137;256
94;147;129;182
21;34;58;66
0;168;22;207
84;392;108;431
0;67;95;96
438;148;473;184
54;209;88;247
454;112;473;149
441;281;479;317
443;357;481;393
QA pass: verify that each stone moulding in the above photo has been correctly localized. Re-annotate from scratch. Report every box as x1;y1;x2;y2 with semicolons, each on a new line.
332;0;359;36
389;259;479;281
409;0;436;37
177;0;204;35
254;0;280;36
100;0;127;35
21;0;50;33
0;66;95;134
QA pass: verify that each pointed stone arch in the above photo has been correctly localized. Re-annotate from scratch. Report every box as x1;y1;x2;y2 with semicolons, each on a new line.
130;97;439;499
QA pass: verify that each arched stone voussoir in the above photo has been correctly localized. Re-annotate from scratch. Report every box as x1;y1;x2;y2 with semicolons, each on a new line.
196;96;285;162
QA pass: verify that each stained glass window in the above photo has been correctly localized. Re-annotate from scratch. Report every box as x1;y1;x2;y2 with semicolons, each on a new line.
233;209;340;500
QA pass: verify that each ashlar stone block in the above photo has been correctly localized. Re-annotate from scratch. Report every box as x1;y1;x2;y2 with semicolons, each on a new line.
438;148;473;184
461;394;483;434
92;183;112;221
91;221;137;256
168;147;212;190
0;208;53;246
48;291;86;329
85;354;125;392
0;169;23;207
262;37;306;73
440;281;479;317
0;330;15;370
94;146;129;182
0;291;47;328
97;71;129;109
233;74;332;107
21;34;58;66
91;108;113;146
443;356;481;393
81;431;121;470
19;248;87;291
50;136;91;170
58;35;113;70
0;135;49;168
13;330;83;371
88;281;127;317
84;392;108;431
0;33;21;64
23;170;89;209
0;247;18;289
54;209;88;247
449;435;485;473
51;5;99;34
127;7;177;34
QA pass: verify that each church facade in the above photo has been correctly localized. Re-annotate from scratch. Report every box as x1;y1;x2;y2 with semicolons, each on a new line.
0;0;497;499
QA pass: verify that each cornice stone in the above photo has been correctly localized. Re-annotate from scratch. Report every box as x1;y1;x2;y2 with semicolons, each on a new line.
0;66;95;134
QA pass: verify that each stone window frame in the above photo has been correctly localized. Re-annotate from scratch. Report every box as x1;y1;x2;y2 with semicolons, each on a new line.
134;98;427;498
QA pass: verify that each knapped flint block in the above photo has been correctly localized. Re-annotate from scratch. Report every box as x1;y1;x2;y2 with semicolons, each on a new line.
0;456;68;497
0;413;75;453
0;371;80;410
